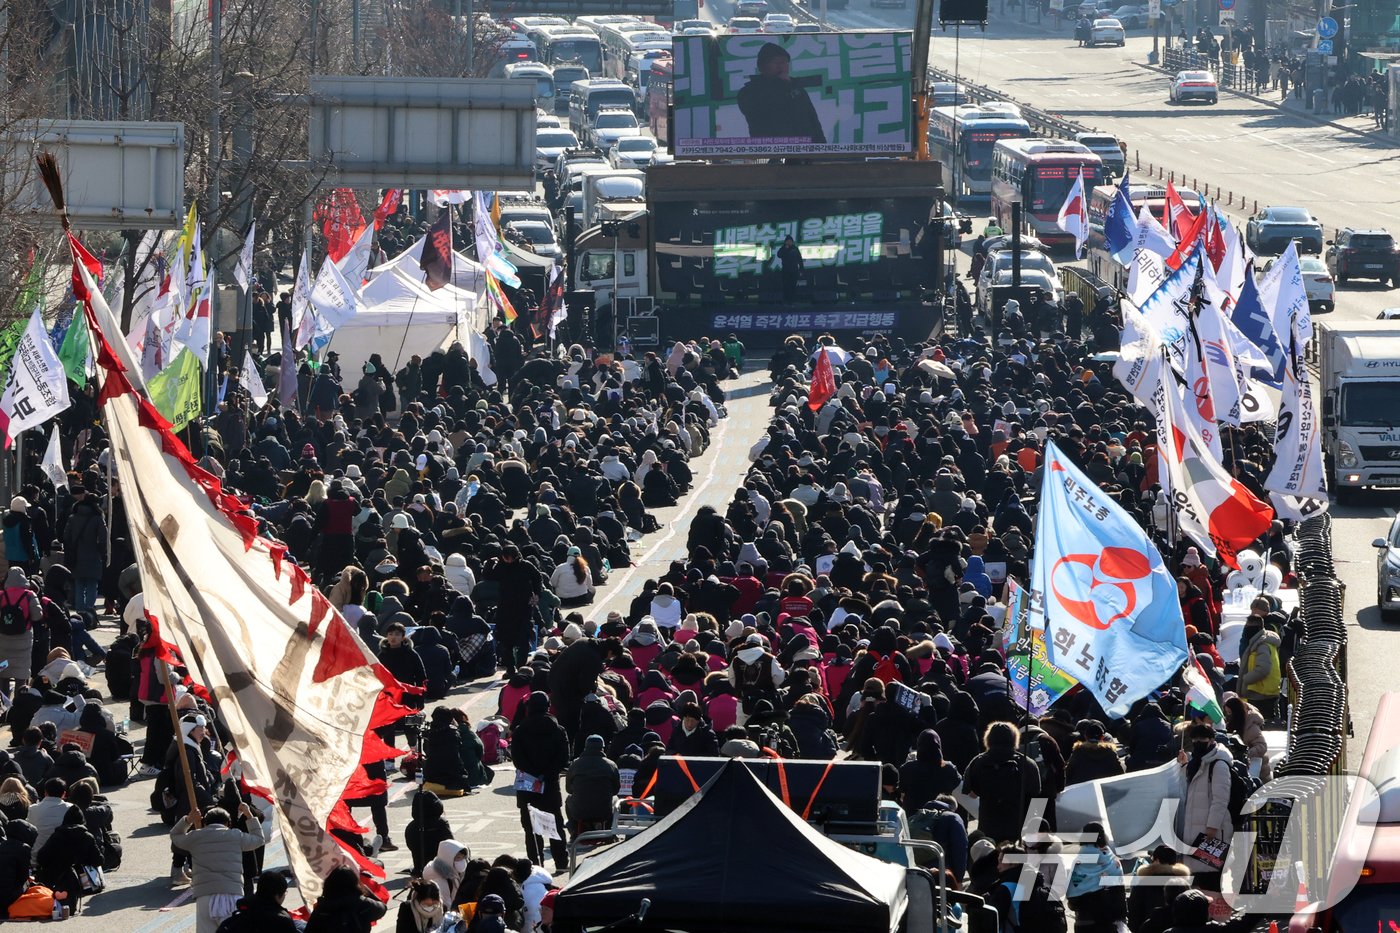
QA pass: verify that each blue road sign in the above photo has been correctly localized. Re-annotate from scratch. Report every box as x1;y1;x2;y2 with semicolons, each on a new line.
1317;16;1339;38
1316;38;1334;52
1219;0;1235;10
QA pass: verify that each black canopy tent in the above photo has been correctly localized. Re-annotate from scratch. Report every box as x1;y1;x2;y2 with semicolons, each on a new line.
552;760;908;933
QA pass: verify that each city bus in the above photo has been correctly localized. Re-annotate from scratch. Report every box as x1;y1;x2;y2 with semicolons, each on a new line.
598;20;670;80
927;104;1031;202
648;55;673;145
989;138;1105;249
537;26;604;75
1085;181;1199;291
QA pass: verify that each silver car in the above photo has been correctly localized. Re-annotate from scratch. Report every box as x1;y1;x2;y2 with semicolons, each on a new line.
1374;514;1400;620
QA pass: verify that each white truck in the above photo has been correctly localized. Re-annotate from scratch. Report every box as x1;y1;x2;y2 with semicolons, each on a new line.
1318;322;1400;502
581;168;645;232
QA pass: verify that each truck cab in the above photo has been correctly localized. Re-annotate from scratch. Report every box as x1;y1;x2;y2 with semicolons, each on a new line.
574;212;650;322
1318;322;1400;502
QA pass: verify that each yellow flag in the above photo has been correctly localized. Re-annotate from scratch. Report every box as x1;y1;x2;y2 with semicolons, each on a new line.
146;347;203;431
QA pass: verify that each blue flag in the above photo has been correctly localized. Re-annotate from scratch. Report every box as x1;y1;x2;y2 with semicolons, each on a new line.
1032;441;1188;717
1104;172;1137;265
1230;271;1284;388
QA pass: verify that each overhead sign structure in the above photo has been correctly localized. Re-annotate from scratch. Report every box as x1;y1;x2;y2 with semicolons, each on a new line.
670;32;915;159
309;77;536;190
2;120;185;230
1317;16;1339;37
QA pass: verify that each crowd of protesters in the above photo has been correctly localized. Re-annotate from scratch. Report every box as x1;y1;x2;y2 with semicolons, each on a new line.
0;221;1306;933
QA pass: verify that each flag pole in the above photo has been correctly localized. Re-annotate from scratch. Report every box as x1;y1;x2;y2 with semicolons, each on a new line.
162;659;203;828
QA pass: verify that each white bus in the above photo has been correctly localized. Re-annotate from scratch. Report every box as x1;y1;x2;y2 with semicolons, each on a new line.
927;104;1032;201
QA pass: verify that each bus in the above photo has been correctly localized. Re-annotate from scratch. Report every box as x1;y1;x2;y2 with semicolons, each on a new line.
598;20;670;80
647;55;673;145
989;138;1105;249
1085;181;1199;291
537;26;604;75
927;104;1031;202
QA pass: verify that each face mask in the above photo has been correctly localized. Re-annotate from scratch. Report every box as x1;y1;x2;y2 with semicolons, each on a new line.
1192;741;1212;757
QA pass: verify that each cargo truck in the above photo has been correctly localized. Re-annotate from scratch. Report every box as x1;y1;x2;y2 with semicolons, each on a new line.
1318;322;1400;502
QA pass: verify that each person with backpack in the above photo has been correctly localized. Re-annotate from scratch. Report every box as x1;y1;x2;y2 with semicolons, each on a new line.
0;567;41;695
1178;722;1235;888
962;722;1042;845
727;633;786;722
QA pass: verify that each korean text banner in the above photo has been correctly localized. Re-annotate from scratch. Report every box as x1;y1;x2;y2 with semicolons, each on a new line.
671;32;914;158
1031;441;1188;718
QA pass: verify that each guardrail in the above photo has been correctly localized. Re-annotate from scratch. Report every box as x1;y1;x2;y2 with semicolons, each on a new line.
1159;47;1269;94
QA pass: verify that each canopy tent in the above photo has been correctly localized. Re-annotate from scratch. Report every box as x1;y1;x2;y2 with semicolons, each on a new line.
552;760;907;933
325;265;474;375
371;236;488;298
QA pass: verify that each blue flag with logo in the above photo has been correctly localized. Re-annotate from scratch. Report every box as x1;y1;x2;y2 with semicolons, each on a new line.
1230;271;1284;388
1032;441;1188;717
1105;172;1137;265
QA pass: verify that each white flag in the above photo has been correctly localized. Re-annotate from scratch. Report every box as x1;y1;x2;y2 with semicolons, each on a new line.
1257;242;1312;346
308;258;363;333
234;222;256;293
1055;173;1088;257
291;247;312;330
41;428;67;489
241;351;269;408
1265;334;1328;516
1126;206;1176;306
0;308;71;447
334;225;375;289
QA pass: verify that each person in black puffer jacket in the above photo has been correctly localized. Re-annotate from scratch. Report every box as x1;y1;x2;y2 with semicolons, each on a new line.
413;627;454;701
35;806;104;913
0;820;33;913
787;695;838;760
900;729;962;810
78;704;132;787
304;865;387;933
405;790;454;876
510;693;570;872
1064;720;1126;788
377;623;426;712
43;743;99;788
66;779;119;872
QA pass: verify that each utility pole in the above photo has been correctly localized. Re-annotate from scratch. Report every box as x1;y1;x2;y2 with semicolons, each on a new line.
207;0;223;414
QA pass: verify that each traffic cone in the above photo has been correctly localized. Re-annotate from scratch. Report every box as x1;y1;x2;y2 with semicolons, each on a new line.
1269;921;1279;933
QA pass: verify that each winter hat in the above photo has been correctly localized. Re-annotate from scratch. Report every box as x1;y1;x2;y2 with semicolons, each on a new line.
8;497;26;514
744;633;764;647
1181;547;1202;568
543;636;565;652
526;692;551;715
561;622;585;644
725;620;746;641
391;514;411;529
584;734;606;753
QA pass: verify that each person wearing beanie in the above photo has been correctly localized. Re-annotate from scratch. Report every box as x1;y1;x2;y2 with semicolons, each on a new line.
667;703;719;756
565;734;619;835
1064;719;1125;787
511;692;571;872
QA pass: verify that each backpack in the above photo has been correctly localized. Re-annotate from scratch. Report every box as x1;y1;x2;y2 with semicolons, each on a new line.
871;653;903;685
1017;872;1069;933
0;592;30;637
1211;758;1262;831
476;717;510;766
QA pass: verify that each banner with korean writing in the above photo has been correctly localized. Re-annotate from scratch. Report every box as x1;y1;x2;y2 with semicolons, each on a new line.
1004;579;1079;717
1031;441;1188;717
671;32;913;158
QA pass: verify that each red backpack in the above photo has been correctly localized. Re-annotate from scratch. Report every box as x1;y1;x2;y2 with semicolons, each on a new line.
871;653;903;685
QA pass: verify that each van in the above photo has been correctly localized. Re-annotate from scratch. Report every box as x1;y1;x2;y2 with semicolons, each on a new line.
568;79;638;138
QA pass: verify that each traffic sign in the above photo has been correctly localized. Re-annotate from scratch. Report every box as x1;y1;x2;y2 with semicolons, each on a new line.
1316;38;1334;52
1219;0;1235;10
1317;16;1339;38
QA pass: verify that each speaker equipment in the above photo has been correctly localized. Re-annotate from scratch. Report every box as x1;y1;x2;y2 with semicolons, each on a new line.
940;0;989;22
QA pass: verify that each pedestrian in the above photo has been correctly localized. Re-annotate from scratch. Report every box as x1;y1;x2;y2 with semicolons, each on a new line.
564;733;620;835
1178;722;1234;889
3;498;41;577
511;692;570;872
777;235;805;304
214;869;300;933
62;484;108;619
962;721;1042;844
303;865;387;933
171;803;268;933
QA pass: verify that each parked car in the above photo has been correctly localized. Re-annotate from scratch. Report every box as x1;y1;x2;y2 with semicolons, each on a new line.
1264;255;1335;313
1089;18;1126;45
1074;132;1126;178
1326;228;1400;286
1169;70;1218;104
1246;206;1324;255
1374;513;1400;620
1108;4;1148;26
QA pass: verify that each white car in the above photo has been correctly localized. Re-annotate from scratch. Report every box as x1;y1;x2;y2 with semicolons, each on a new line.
1089;18;1125;45
590;109;644;149
673;18;711;33
536;111;561;129
1378;308;1400;320
728;16;763;33
1262;255;1335;313
1374;513;1400;620
1170;70;1218;104
609;136;660;168
677;25;713;35
534;128;579;175
762;13;795;30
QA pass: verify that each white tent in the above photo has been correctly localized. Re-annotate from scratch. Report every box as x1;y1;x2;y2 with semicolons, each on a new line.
371;236;487;296
326;264;476;376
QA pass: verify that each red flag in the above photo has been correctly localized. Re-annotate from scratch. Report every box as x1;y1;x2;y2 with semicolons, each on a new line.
419;210;453;291
1205;213;1227;273
67;233;103;302
1166;211;1209;272
808;350;835;412
1164;181;1195;240
372;189;403;231
314;189;366;263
